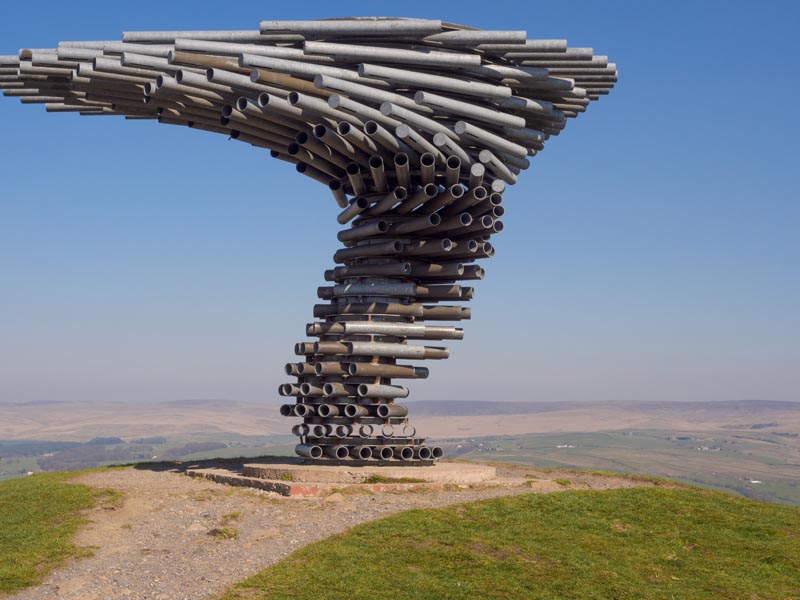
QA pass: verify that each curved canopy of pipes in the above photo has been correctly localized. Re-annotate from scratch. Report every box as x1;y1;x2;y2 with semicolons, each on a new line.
0;17;617;464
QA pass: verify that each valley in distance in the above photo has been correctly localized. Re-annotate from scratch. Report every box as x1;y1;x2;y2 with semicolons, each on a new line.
1;398;798;505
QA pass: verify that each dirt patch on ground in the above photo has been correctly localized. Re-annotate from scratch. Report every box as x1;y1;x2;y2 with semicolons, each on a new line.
8;463;661;600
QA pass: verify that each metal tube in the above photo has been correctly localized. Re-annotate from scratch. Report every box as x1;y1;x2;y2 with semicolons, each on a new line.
314;74;433;116
396;183;438;215
380;101;457;142
393;153;411;190
347;342;448;360
329;95;400;130
337;196;369;224
295;444;323;459
348;363;430;379
366;186;408;216
315;363;348;376
359;63;510;100
397;446;415;461
419;184;465;214
338;123;381;157
260;19;443;36
313;301;423;318
333;281;414;296
376;404;409;418
420;152;436;185
400;239;453;257
329;180;349;208
333;240;404;262
322;383;358;397
323;445;350;459
395;124;446;165
329;262;411;279
293;92;364;127
425;29;526;45
352;445;373;459
377;446;394;460
241;54;380;86
337;220;389;243
445;155;461;187
317;404;339;419
344;404;370;418
479;149;517;184
305;41;481;68
345;162;367;196
415;91;526;129
357;384;409;399
122;30;271;43
454;120;529;159
368;155;388;193
175;38;311;60
391;213;441;235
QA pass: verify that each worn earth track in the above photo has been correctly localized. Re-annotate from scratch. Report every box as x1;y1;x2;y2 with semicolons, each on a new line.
9;463;657;600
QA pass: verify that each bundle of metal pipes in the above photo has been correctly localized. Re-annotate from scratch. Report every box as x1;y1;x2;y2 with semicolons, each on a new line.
1;17;616;464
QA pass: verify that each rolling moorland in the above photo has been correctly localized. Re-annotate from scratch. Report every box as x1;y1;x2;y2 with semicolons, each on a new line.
1;399;798;504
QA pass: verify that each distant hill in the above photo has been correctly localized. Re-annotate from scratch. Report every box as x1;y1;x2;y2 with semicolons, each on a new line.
406;399;800;416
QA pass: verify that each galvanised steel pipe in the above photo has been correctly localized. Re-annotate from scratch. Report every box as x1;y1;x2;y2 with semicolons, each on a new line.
395;124;446;165
315;363;347;376
419;183;465;214
347;342;449;360
376;446;394;460
358;63;511;100
397;446;415;461
305;41;482;68
1;17;616;466
368;155;388;193
357;384;409;399
328;261;411;279
415;90;526;129
337;196;371;225
395;183;438;215
296;444;323;459
331;321;462;340
351;445;373;460
348;363;430;379
392;153;411;190
314;74;433;116
376;404;410;418
331;95;400;132
391;213;441;235
323;445;350;459
259;18;443;36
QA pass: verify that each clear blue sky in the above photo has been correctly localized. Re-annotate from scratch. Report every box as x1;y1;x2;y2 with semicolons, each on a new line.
1;1;798;405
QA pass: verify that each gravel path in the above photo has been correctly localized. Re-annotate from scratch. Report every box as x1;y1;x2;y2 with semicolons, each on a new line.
9;463;652;600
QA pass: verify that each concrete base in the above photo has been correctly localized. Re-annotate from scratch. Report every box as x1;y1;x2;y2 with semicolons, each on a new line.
186;460;496;497
243;460;495;484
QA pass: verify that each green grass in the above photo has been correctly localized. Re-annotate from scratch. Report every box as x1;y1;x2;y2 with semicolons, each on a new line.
221;487;800;600
0;471;113;594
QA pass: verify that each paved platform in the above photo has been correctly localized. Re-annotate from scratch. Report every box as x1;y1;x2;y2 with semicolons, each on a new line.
186;460;497;497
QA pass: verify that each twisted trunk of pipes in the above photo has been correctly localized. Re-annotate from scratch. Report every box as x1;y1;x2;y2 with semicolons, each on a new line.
280;156;498;464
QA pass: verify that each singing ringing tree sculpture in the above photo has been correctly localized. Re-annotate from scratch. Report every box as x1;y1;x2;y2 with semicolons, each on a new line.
0;17;617;464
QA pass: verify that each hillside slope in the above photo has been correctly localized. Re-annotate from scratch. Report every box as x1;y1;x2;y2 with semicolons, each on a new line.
222;487;800;600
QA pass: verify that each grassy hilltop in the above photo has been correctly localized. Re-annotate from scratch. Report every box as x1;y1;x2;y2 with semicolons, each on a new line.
223;486;800;600
1;468;799;599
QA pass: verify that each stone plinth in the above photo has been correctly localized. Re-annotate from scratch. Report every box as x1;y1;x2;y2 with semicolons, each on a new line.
242;460;496;484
